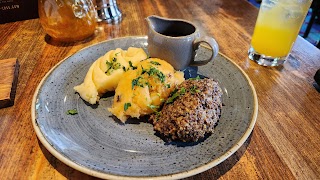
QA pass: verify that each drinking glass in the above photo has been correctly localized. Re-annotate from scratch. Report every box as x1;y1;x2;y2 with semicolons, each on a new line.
38;0;97;42
248;0;313;66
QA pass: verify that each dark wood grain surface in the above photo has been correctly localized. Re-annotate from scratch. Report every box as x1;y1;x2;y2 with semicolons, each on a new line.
0;0;319;179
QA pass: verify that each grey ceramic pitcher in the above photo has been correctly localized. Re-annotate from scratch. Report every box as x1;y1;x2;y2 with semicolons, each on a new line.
147;15;219;70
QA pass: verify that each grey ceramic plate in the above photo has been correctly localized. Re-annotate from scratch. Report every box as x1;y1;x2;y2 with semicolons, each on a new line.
32;36;258;179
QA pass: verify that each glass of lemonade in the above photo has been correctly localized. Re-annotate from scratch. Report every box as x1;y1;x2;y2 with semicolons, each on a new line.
248;0;313;66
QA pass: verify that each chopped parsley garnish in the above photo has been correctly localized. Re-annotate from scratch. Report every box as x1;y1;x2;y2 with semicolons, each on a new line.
105;57;121;75
131;65;166;90
180;87;186;94
190;85;201;94
142;67;165;83
106;61;113;67
165;84;171;88
141;66;147;74
148;104;160;112
131;76;148;89
189;75;201;80
146;67;157;75
129;61;137;70
124;103;131;111
66;109;78;115
166;87;186;104
150;61;161;65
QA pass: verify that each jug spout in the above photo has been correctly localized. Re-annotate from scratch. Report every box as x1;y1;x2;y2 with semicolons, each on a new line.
146;15;162;31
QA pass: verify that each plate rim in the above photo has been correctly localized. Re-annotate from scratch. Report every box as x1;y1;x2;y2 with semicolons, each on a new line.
31;36;258;179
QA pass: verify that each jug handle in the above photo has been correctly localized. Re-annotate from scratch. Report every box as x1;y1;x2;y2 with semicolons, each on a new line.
190;36;219;66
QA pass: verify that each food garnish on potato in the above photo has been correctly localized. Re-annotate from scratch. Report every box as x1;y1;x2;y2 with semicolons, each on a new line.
74;47;148;104
108;58;185;122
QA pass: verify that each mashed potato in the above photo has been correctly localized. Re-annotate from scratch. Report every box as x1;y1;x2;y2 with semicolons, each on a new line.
74;47;148;104
108;58;185;122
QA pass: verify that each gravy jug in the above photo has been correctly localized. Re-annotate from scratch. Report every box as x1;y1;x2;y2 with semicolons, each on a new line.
147;15;219;70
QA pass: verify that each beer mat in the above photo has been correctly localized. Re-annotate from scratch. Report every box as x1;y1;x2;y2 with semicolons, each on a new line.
0;58;19;108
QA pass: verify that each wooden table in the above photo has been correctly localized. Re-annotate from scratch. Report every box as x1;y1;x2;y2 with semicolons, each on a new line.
1;0;319;179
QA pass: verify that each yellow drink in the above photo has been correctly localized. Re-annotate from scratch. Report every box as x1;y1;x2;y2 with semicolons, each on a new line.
251;25;301;57
249;0;312;66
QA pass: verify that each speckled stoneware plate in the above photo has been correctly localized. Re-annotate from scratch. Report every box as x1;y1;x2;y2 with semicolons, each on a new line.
32;36;258;179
